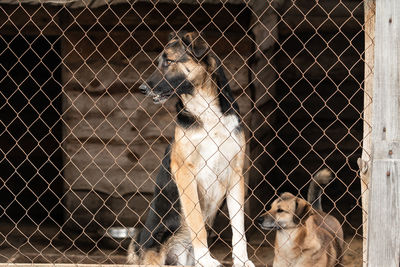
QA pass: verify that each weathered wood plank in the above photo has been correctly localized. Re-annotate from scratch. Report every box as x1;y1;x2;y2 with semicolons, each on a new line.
0;4;63;35
358;1;374;266
368;0;400;266
61;31;252;68
63;51;250;94
2;0;245;7
61;2;249;32
0;2;250;35
63;139;170;194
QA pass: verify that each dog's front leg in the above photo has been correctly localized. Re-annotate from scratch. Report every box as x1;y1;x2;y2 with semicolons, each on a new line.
171;151;222;267
227;162;255;267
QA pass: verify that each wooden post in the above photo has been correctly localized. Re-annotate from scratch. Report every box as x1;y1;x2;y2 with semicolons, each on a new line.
368;0;400;266
357;1;375;266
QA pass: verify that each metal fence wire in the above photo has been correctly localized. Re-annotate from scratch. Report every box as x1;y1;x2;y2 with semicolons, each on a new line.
0;0;370;266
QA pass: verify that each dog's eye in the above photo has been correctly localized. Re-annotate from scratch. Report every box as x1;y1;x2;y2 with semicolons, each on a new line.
277;208;284;213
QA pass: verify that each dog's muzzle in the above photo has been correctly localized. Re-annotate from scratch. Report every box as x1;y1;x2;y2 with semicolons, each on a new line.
257;215;281;230
139;82;172;104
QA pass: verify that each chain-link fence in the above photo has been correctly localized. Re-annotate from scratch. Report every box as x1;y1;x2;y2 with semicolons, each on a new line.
0;0;368;266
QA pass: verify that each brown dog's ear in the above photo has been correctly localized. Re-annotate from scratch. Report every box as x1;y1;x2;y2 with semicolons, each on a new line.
181;32;209;59
293;198;311;225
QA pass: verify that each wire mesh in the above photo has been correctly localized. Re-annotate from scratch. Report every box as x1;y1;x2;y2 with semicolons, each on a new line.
0;0;369;266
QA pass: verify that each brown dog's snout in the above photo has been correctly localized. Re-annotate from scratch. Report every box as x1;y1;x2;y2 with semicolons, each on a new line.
257;213;280;230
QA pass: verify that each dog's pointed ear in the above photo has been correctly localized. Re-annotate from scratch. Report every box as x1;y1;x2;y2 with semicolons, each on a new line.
182;32;209;59
293;198;311;225
182;32;196;43
192;35;209;58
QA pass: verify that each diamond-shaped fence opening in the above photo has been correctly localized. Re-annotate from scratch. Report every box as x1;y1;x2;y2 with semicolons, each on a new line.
0;0;370;266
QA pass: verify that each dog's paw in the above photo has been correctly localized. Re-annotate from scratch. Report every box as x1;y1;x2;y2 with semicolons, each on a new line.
232;259;256;267
196;255;223;267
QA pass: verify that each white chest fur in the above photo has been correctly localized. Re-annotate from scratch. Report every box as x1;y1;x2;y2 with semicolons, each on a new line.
274;229;300;266
176;92;244;221
178;92;243;161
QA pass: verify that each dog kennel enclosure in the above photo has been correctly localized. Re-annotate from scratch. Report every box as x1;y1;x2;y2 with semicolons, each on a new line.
1;0;398;266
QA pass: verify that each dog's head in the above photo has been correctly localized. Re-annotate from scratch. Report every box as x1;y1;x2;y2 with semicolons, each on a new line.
257;192;312;230
139;31;213;104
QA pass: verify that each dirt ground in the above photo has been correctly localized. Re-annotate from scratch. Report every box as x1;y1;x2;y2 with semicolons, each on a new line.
0;221;363;266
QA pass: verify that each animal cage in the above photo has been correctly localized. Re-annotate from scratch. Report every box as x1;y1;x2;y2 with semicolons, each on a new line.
0;0;390;266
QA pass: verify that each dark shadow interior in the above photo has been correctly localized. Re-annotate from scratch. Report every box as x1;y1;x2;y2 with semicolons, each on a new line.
0;35;64;224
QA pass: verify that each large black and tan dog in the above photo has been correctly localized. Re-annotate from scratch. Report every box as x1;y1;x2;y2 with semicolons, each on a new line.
127;32;254;267
257;169;344;267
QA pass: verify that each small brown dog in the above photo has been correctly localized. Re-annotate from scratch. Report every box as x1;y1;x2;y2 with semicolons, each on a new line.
257;169;343;267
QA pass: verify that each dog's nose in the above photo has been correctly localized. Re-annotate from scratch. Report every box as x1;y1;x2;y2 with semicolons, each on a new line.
139;83;149;94
256;216;264;226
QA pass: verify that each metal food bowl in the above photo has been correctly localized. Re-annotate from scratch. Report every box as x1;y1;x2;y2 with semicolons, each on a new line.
106;227;137;239
99;227;137;249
